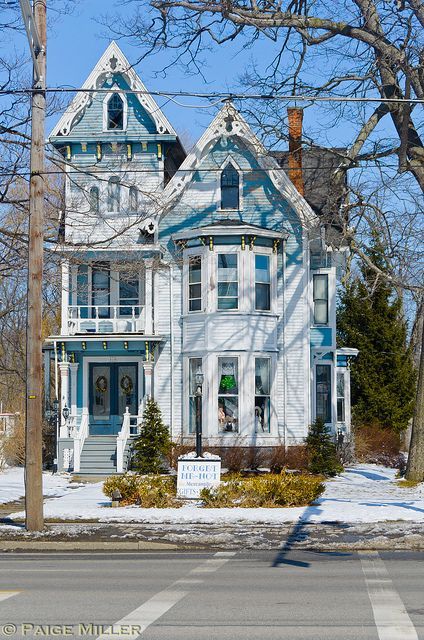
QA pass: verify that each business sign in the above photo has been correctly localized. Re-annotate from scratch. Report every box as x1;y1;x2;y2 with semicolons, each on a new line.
177;456;221;499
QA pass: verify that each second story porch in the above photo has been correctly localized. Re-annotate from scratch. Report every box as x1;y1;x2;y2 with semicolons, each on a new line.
61;254;156;336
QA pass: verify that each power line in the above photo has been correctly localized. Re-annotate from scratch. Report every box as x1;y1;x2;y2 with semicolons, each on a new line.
0;87;423;104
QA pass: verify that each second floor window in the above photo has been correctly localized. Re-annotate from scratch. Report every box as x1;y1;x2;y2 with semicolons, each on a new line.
119;275;139;316
107;93;124;130
108;177;120;212
129;186;138;212
89;186;99;213
221;162;239;209
217;254;238;310
313;274;328;324
255;254;271;311
188;257;202;312
92;263;110;318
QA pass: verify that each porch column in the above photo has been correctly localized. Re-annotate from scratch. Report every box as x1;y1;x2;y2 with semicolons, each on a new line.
144;259;153;335
59;361;70;438
61;260;70;335
69;362;79;418
143;360;154;402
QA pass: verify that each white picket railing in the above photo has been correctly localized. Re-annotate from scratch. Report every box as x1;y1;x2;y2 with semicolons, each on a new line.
116;408;131;473
73;411;89;473
67;305;145;335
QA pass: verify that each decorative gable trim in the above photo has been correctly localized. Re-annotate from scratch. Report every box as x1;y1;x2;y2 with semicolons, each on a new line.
162;102;318;229
50;42;177;138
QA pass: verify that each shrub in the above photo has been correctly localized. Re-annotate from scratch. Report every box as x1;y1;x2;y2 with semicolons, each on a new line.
200;472;324;508
305;419;343;477
220;445;246;472
1;416;25;466
103;474;181;508
354;423;403;468
131;398;172;474
168;443;193;470
245;446;265;471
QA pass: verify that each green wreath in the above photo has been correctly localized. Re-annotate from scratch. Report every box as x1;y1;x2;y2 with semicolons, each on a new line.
95;375;108;394
120;374;133;395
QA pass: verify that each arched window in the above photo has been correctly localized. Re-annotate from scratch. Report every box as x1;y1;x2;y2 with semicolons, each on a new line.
221;162;239;210
129;186;138;212
108;177;120;212
107;93;124;130
89;186;99;213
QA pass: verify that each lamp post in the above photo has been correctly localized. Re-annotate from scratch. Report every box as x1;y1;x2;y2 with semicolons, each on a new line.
195;372;204;458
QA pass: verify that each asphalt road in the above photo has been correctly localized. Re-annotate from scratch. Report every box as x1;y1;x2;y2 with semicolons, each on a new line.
0;550;423;639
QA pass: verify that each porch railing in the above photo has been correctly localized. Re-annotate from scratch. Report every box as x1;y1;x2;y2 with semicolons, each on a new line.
67;305;145;335
73;411;89;473
116;405;143;473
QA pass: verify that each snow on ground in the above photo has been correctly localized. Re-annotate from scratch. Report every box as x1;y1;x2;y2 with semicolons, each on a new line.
0;467;71;505
5;464;424;524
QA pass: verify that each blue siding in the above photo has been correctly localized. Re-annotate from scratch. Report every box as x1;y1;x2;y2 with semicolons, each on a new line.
310;327;332;347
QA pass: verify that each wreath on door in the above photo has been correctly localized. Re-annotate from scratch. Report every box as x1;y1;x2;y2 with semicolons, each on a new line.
120;374;133;395
95;375;108;394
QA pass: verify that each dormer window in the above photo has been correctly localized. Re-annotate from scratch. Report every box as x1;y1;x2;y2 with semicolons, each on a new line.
221;162;239;210
107;93;124;130
108;177;121;212
89;186;99;213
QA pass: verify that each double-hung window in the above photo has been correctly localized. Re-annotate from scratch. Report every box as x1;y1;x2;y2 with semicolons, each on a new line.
220;163;239;209
255;254;271;311
92;263;110;319
188;257;202;312
119;275;139;317
316;364;332;423
217;254;238;310
108;177;121;212
313;274;329;324
218;357;239;432
255;358;271;432
337;371;346;422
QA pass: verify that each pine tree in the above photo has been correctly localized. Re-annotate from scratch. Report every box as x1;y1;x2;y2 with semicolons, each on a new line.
131;398;172;474
305;418;343;476
337;236;416;433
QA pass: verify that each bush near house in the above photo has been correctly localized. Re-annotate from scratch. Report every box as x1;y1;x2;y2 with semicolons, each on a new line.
305;419;343;477
103;474;182;508
201;472;324;508
354;423;406;470
131;398;172;474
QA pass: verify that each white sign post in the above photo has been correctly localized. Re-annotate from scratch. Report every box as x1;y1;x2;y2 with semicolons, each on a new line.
177;452;221;499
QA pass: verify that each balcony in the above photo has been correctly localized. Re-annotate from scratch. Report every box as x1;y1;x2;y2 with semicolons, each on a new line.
67;305;145;335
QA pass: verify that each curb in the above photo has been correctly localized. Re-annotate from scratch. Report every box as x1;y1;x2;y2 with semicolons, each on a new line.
0;541;180;551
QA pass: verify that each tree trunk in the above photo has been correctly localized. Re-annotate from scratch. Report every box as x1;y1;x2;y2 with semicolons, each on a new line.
406;306;424;481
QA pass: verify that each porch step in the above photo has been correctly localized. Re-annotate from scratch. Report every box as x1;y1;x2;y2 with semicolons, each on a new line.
78;436;135;475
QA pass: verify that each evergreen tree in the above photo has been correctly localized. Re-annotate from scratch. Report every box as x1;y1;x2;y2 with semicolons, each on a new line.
305;418;343;476
337;237;416;433
131;398;172;474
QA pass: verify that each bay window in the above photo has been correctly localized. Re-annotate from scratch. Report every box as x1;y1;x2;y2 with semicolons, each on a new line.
188;256;202;312
217;254;238;310
255;358;271;432
218;357;239;432
316;364;332;423
255;254;271;311
313;274;329;324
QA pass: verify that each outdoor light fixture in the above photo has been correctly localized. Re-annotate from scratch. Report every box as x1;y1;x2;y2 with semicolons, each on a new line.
124;341;128;350
81;341;86;351
62;404;70;422
103;341;107;350
195;372;204;458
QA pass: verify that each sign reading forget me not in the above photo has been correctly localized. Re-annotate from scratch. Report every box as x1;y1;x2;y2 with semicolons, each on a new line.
177;453;221;499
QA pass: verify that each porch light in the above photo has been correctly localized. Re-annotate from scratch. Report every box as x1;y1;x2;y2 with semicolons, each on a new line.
62;404;70;422
103;341;107;350
81;342;86;351
52;399;59;413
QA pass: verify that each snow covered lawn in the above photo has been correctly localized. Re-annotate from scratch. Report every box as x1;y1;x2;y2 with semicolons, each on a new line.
4;464;424;524
0;467;71;505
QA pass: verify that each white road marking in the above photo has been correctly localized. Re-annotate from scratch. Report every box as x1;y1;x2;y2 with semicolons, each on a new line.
96;551;236;640
360;551;418;640
0;591;20;602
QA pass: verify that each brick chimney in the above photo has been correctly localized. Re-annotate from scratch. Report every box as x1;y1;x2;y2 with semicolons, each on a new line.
287;107;304;196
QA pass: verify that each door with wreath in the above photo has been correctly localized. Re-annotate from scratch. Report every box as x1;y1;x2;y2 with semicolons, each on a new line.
89;363;138;435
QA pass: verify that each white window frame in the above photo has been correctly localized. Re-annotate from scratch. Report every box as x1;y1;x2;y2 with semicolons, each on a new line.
183;247;206;314
313;359;334;425
313;273;329;325
216;249;240;312
103;91;128;132
251;248;276;314
217;156;243;212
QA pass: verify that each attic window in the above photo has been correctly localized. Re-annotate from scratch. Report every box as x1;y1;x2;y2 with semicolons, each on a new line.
221;162;239;210
107;93;124;130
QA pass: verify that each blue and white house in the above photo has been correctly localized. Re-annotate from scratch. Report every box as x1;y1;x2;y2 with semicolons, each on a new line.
48;42;357;474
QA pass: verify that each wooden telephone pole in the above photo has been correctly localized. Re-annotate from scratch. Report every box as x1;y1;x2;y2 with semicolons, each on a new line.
21;0;47;531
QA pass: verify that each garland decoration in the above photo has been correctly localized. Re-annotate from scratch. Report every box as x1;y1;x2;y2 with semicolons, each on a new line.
120;374;133;395
95;375;108;394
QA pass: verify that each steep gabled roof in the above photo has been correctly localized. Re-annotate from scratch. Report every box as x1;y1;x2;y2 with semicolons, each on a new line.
162;102;319;229
50;41;177;139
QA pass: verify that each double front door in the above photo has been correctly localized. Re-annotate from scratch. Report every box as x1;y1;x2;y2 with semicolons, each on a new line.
89;363;138;435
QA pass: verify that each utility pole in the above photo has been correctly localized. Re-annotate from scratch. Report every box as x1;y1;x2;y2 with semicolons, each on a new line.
21;0;47;531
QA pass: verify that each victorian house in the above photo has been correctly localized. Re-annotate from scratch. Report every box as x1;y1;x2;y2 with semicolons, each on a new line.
47;42;357;474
